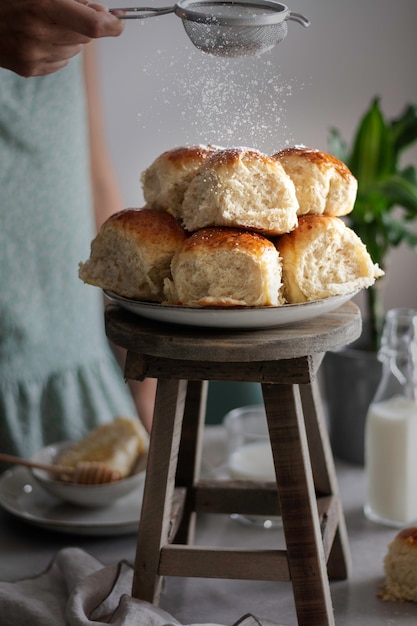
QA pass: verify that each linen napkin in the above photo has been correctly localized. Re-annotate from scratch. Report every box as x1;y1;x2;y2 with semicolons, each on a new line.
0;548;281;626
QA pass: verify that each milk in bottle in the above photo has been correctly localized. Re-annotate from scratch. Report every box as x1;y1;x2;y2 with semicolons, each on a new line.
364;308;417;527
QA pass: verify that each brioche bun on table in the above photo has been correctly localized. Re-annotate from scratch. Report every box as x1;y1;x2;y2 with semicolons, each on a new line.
380;526;417;603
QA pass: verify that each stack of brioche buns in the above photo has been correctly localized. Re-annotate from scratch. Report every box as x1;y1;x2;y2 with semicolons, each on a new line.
79;144;383;308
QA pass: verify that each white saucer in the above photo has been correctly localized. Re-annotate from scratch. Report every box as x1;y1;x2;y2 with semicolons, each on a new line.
0;466;143;536
105;290;358;329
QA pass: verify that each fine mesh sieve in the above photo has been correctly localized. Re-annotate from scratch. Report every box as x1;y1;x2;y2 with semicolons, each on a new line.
110;0;310;57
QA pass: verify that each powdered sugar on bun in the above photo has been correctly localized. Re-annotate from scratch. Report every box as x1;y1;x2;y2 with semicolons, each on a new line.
273;146;357;217
181;147;299;235
276;215;384;303
141;144;220;219
79;143;385;310
164;227;283;307
79;208;187;301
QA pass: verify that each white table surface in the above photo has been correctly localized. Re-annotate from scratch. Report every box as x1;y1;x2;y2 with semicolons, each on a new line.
0;426;416;625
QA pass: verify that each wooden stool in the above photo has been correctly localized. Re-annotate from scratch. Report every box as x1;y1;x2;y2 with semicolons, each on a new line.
105;301;361;626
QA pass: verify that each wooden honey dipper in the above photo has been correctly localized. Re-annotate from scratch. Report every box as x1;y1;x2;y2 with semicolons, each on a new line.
0;452;121;485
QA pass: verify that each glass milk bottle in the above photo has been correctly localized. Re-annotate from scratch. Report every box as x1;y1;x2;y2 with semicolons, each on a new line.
364;308;417;527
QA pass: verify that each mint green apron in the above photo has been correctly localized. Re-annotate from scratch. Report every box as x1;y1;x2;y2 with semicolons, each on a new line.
0;57;136;458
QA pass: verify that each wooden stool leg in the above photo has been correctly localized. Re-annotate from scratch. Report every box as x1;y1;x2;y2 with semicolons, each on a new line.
132;377;187;604
174;380;208;545
262;382;335;626
300;380;351;580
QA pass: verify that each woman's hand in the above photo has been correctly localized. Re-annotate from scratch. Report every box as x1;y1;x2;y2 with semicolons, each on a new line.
0;0;124;77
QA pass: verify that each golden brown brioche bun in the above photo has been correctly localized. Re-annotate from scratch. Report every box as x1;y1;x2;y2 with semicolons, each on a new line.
276;215;384;303
79;207;187;301
273;146;357;217
164;227;283;307
140;144;220;219
181;147;299;235
380;527;417;603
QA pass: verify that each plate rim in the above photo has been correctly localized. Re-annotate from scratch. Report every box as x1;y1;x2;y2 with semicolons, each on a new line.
0;466;141;536
105;289;357;312
104;289;359;329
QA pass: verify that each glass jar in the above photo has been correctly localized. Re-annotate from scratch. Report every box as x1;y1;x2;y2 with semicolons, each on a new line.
364;308;417;527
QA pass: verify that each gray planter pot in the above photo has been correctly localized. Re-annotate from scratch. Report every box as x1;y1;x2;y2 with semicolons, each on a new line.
322;346;382;465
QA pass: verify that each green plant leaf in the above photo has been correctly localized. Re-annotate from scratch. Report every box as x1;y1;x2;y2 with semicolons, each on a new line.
390;104;417;154
369;174;417;217
328;98;417;348
349;98;394;187
381;212;417;249
400;164;417;189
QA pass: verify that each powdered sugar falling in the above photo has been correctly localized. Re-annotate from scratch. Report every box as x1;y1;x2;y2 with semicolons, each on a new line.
139;48;304;152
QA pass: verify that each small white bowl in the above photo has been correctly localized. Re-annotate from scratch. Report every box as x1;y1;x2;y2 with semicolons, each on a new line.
30;441;147;507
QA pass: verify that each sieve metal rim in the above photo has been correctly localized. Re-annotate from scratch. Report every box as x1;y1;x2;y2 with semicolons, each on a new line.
174;0;291;27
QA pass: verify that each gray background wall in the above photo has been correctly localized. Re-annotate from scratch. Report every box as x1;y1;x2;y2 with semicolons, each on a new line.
98;0;417;313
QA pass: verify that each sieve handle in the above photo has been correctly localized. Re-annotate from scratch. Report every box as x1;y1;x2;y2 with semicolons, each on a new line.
287;12;310;27
109;6;175;19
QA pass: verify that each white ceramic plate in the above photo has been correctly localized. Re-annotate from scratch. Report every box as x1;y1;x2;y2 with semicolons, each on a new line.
105;290;358;329
0;466;143;536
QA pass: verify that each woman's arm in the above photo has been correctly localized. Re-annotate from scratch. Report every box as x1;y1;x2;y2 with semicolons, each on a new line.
83;42;125;229
83;44;156;431
0;0;124;77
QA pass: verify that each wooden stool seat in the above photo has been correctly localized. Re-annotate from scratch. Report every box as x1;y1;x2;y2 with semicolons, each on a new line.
105;300;362;626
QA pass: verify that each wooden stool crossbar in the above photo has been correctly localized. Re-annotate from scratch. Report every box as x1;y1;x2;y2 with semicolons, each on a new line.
105;301;362;626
